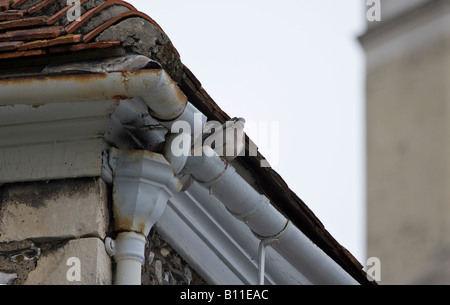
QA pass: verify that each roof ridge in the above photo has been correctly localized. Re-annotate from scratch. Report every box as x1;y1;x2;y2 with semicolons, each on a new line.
0;0;168;60
65;0;136;34
45;0;89;25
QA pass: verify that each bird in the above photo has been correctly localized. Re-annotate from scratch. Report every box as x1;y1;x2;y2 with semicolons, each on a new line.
201;117;246;161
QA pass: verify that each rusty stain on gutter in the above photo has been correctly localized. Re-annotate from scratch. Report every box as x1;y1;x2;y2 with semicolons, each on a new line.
179;63;374;285
0;69;188;121
0;71;108;85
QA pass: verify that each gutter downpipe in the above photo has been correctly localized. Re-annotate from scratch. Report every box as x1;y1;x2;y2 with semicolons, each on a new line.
106;148;183;285
1;70;358;285
0;70;195;285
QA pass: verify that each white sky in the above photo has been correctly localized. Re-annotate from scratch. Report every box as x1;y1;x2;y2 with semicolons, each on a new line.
127;0;368;264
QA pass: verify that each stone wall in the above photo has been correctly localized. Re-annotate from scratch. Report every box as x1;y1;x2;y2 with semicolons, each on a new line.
142;229;206;285
0;177;207;285
0;178;112;285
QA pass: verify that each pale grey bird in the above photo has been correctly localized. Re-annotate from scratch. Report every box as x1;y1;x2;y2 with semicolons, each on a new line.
201;117;246;161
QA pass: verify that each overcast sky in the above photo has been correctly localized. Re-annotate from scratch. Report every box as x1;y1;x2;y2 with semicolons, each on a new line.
127;0;367;263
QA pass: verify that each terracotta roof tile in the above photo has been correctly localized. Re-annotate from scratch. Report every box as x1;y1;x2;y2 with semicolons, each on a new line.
17;33;81;51
11;0;28;9
0;0;10;12
0;0;165;60
83;11;152;43
0;48;45;58
0;40;23;51
49;40;120;53
26;0;56;15
0;16;46;31
0;10;24;21
45;0;89;25
65;0;136;34
0;25;62;41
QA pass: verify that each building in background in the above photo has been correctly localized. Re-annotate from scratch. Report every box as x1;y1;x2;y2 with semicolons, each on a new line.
360;0;450;284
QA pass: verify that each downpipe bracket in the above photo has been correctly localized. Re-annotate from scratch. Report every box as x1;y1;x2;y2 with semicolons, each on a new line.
104;232;147;285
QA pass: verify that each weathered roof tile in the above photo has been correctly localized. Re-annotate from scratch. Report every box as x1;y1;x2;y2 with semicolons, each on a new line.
0;16;46;31
0;48;45;59
11;0;28;9
0;0;10;12
83;11;150;43
65;0;135;34
0;10;24;21
17;33;81;51
0;0;158;59
45;0;89;25
26;0;55;15
0;40;23;51
0;26;62;41
49;40;120;53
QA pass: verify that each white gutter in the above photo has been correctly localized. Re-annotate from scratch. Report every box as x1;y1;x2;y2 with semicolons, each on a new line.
1;69;359;285
0;70;202;285
181;146;359;285
0;70;187;122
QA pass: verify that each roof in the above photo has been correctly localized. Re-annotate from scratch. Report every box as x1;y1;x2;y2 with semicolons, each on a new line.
0;0;372;285
0;0;156;59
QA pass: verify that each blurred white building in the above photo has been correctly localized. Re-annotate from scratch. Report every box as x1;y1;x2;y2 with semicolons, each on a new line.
360;0;450;284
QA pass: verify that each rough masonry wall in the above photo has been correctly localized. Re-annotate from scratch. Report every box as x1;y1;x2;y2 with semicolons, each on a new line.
142;229;206;285
0;177;207;285
0;178;112;285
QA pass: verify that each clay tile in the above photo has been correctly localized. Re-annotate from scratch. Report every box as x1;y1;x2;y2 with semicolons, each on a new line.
0;10;24;21
83;11;160;43
17;33;82;51
49;40;120;53
0;0;10;12
11;0;27;9
0;26;63;41
0;40;23;51
65;0;136;34
0;48;46;59
45;0;89;25
27;0;56;15
0;17;46;31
